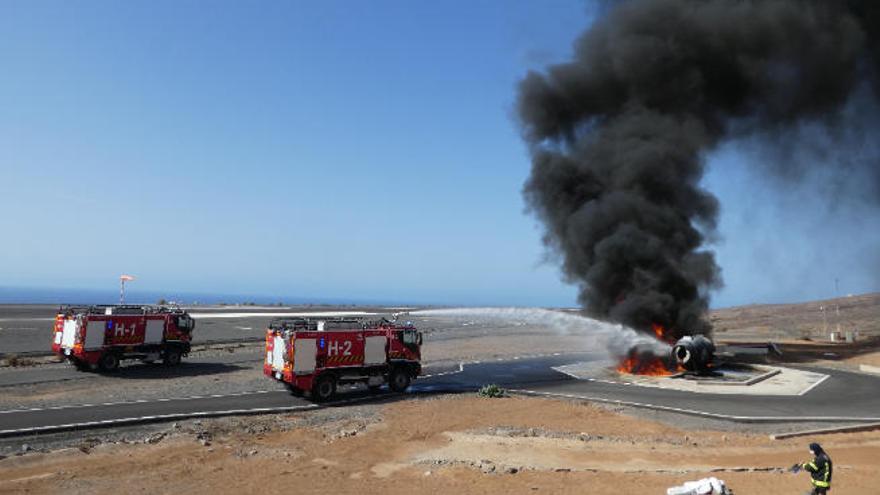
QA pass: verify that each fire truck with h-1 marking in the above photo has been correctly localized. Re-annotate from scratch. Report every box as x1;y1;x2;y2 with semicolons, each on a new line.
264;316;423;401
51;304;195;372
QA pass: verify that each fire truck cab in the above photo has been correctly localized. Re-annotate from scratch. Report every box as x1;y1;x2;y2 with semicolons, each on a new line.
264;317;422;401
51;305;195;372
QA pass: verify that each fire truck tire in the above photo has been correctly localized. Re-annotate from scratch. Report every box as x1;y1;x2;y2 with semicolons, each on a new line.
98;353;120;372
284;383;304;397
73;360;92;372
388;367;411;393
312;375;337;402
368;384;383;393
163;348;182;367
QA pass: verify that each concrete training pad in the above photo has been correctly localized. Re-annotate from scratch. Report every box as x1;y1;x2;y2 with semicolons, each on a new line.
553;361;828;396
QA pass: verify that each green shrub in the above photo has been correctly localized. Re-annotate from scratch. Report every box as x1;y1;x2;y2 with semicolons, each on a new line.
4;354;36;367
478;384;506;398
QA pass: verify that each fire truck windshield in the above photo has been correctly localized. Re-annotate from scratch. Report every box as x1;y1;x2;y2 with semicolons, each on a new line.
177;315;195;332
402;329;419;345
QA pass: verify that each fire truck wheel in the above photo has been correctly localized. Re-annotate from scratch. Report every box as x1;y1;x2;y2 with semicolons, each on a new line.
73;360;92;372
389;367;411;393
368;384;383;393
285;383;304;397
98;353;120;372
163;348;182;366
312;375;337;402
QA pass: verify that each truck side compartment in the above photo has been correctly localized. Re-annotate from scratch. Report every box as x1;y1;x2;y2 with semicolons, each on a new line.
264;317;422;401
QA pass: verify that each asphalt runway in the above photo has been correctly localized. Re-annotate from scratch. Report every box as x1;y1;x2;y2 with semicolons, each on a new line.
0;305;410;355
0;350;263;388
2;354;879;437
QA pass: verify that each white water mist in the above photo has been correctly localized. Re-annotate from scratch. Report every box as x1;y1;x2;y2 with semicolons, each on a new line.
410;307;669;359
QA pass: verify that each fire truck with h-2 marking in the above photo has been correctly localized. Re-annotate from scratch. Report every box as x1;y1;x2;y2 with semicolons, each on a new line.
264;316;423;401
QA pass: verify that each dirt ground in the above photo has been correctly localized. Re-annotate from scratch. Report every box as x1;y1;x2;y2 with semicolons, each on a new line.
845;350;880;367
1;395;878;495
711;292;880;341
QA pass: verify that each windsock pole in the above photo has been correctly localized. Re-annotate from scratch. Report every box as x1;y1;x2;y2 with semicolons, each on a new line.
119;275;135;304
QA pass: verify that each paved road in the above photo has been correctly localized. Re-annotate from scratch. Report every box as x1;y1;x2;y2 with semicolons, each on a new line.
0;350;264;388
2;354;879;436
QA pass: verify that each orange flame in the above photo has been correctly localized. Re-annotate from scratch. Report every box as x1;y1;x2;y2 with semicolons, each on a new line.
616;323;682;376
652;323;665;340
616;354;677;376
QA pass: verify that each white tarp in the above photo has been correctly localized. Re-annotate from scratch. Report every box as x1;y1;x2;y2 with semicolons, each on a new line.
667;477;729;495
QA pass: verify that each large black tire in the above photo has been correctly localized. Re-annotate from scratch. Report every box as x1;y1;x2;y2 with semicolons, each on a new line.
388;367;411;393
163;348;182;367
98;353;120;372
285;383;304;397
311;374;336;402
73;360;92;372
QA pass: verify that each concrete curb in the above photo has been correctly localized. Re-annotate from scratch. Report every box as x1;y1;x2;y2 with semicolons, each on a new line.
508;389;880;424
689;367;781;386
771;422;880;440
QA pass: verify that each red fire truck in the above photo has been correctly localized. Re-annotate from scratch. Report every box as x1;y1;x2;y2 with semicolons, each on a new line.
263;317;423;401
51;305;195;372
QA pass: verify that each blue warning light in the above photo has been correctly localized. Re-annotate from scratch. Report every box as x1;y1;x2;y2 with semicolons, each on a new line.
319;337;325;349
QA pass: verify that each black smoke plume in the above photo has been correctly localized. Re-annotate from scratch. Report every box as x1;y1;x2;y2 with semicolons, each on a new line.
518;0;880;339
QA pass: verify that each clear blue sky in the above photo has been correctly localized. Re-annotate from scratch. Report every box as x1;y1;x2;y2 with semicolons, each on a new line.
1;1;877;307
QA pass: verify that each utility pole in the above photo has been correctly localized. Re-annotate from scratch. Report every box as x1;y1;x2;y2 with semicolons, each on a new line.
835;277;841;335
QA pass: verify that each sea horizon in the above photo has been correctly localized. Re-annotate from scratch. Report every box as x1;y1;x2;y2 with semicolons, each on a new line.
0;286;404;307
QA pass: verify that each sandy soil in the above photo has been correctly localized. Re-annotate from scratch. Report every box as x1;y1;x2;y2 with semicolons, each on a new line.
2;395;878;495
847;350;880;367
711;292;880;341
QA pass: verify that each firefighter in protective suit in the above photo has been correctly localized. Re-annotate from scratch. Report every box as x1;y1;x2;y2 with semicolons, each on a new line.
791;442;832;494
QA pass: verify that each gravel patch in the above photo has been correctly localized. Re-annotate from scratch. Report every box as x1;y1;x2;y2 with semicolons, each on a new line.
0;402;386;457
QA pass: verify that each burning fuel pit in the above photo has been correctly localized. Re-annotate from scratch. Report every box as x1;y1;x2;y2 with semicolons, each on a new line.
614;324;681;377
556;330;815;393
616;344;679;376
614;333;720;378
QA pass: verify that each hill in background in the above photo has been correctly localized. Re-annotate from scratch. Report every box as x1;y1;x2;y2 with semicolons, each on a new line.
711;292;880;342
